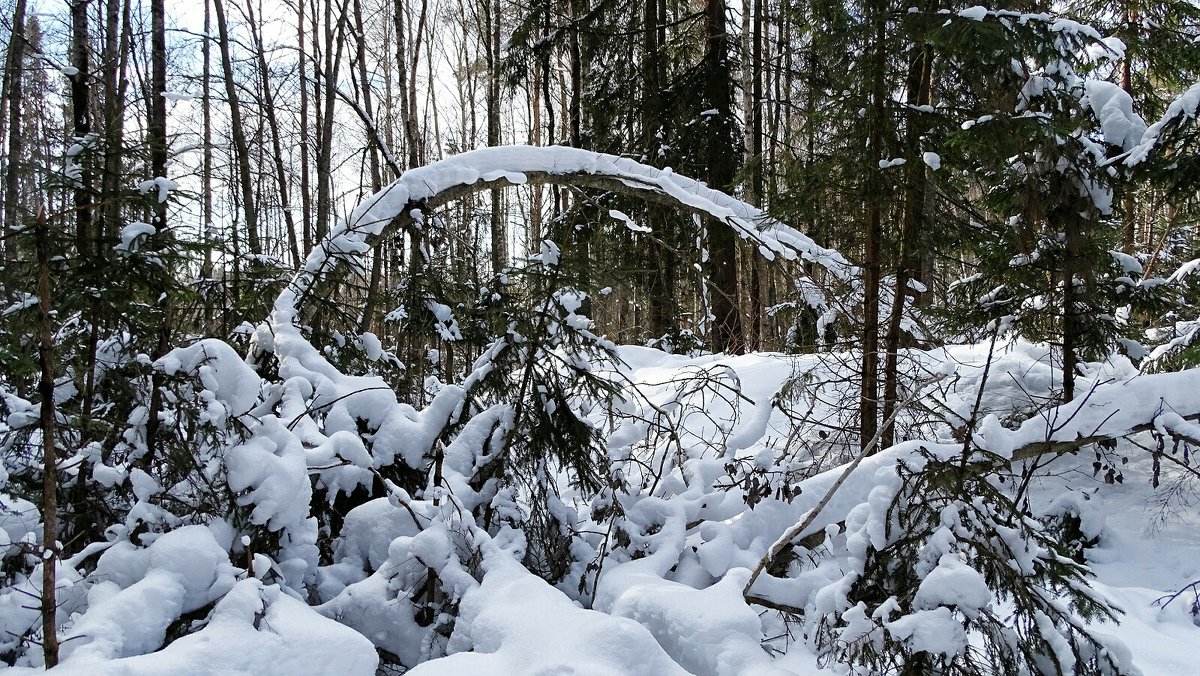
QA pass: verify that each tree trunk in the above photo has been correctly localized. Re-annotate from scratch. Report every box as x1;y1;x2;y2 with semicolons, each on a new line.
248;0;300;265
486;0;505;275
860;0;887;453
1119;6;1138;253
99;0;132;252
314;0;349;243
36;207;59;668
643;0;675;341
409;0;429;167
213;0;261;254
202;0;214;326
530;56;542;249
742;0;765;350
2;0;28;261
149;0;167;229
352;0;382;192
145;0;173;461
881;42;932;449
394;0;412;165
703;0;742;355
298;0;313;252
69;0;94;257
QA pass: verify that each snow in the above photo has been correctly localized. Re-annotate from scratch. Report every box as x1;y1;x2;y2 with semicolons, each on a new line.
408;540;690;676
137;177;178;204
609;208;652;233
33;580;378;675
922;151;941;170
259;146;856;367
8;142;1200;673
1126;82;1200;166
913;554;992;616
8;325;1200;674
115;222;156;252
1082;80;1146;150
958;6;988;21
885;607;968;656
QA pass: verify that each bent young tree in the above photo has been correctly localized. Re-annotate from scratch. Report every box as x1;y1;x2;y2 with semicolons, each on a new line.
251;145;858;363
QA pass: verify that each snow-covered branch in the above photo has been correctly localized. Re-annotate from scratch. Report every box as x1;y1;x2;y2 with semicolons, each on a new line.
256;145;854;363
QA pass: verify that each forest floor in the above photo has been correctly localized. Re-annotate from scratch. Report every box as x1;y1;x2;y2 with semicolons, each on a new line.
6;340;1200;675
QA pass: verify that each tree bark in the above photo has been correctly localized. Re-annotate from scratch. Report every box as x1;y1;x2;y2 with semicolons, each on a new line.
36;207;59;668
860;0;887;453
643;0;674;340
351;0;382;192
247;0;300;265
314;0;349;243
145;0;173;462
69;0;94;257
149;0;167;227
703;0;743;355
298;0;313;252
202;0;214;326
486;0;505;275
213;0;261;254
2;0;28;261
99;0;132;252
881;42;932;449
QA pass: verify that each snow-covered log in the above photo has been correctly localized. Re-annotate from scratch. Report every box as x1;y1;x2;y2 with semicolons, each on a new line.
979;369;1200;460
753;364;1200;537
739;363;1200;605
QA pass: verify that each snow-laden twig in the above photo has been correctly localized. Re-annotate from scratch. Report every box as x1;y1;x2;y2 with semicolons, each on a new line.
743;370;951;598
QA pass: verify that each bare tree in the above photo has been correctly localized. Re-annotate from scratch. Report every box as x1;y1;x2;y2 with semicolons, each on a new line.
314;0;350;242
213;0;262;254
246;0;301;265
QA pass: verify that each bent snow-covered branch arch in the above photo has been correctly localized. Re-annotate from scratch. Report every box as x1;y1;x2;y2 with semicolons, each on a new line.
254;145;854;356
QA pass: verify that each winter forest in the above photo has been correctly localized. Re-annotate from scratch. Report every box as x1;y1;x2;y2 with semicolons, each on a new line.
2;0;1200;673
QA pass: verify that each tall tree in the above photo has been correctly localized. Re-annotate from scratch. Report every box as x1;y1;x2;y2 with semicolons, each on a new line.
486;0;505;275
69;0;94;257
1;0;28;261
701;0;743;354
247;0;301;265
213;0;261;254
315;0;351;243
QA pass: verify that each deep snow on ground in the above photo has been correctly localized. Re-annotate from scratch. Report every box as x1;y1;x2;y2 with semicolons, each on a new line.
4;340;1200;675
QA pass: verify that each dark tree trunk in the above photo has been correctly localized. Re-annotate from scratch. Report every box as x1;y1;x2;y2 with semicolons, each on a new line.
299;0;313;252
69;0;94;257
145;0;173;462
860;0;887;452
314;0;349;243
881;42;932;449
703;0;743;355
487;0;505;275
2;0;28;261
35;207;59;668
202;0;214;326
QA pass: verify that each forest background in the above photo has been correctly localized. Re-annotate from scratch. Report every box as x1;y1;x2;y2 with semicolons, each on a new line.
3;0;1200;673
